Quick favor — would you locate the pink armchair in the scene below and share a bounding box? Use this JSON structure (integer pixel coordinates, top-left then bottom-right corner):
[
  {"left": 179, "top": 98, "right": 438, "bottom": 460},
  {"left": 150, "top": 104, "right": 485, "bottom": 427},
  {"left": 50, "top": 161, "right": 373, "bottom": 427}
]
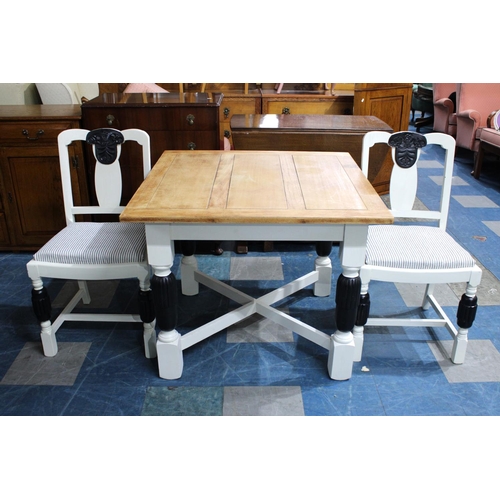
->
[
  {"left": 433, "top": 83, "right": 458, "bottom": 136},
  {"left": 456, "top": 83, "right": 500, "bottom": 152}
]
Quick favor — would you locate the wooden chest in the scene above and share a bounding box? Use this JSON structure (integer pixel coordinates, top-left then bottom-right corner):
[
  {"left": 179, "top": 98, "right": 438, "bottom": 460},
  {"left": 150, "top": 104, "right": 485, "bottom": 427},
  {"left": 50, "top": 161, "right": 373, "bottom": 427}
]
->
[{"left": 230, "top": 114, "right": 393, "bottom": 194}]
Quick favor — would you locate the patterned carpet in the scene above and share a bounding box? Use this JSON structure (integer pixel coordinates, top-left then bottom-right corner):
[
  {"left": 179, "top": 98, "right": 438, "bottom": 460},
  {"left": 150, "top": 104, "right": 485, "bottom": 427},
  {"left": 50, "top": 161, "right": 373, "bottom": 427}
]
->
[{"left": 2, "top": 124, "right": 500, "bottom": 417}]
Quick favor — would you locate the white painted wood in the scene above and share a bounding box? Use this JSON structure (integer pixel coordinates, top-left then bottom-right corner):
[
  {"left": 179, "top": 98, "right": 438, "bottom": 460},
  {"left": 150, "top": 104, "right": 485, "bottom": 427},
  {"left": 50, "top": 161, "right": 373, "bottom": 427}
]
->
[
  {"left": 314, "top": 256, "right": 332, "bottom": 297},
  {"left": 26, "top": 128, "right": 154, "bottom": 359},
  {"left": 180, "top": 255, "right": 199, "bottom": 296},
  {"left": 157, "top": 331, "right": 183, "bottom": 380},
  {"left": 95, "top": 158, "right": 122, "bottom": 208},
  {"left": 359, "top": 131, "right": 483, "bottom": 366},
  {"left": 328, "top": 333, "right": 356, "bottom": 380},
  {"left": 167, "top": 223, "right": 346, "bottom": 242}
]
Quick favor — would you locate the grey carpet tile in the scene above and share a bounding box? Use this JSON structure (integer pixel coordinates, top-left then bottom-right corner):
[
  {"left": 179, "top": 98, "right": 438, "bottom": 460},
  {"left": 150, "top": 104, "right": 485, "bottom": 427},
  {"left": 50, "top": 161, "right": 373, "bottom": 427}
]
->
[
  {"left": 417, "top": 160, "right": 444, "bottom": 169},
  {"left": 0, "top": 342, "right": 91, "bottom": 386},
  {"left": 230, "top": 256, "right": 284, "bottom": 281},
  {"left": 428, "top": 339, "right": 500, "bottom": 383},
  {"left": 482, "top": 220, "right": 500, "bottom": 237},
  {"left": 227, "top": 309, "right": 294, "bottom": 343},
  {"left": 141, "top": 386, "right": 223, "bottom": 416},
  {"left": 396, "top": 282, "right": 459, "bottom": 308},
  {"left": 452, "top": 195, "right": 499, "bottom": 208},
  {"left": 222, "top": 386, "right": 304, "bottom": 416},
  {"left": 429, "top": 175, "right": 469, "bottom": 186}
]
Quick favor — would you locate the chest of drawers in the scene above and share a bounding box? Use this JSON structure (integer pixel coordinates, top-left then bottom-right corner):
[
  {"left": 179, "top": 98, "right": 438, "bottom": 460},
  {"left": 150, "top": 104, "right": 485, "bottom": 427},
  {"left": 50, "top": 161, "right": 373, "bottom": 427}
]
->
[{"left": 81, "top": 93, "right": 223, "bottom": 205}]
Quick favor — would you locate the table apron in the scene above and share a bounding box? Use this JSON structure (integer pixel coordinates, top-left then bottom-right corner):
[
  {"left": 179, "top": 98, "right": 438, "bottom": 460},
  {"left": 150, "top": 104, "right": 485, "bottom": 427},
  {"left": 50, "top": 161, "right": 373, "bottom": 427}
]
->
[{"left": 149, "top": 223, "right": 347, "bottom": 242}]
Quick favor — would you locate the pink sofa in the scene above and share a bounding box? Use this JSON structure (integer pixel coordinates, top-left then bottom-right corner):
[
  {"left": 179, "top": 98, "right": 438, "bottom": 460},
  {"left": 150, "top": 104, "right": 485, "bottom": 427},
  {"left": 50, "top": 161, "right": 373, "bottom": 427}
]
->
[
  {"left": 433, "top": 83, "right": 458, "bottom": 136},
  {"left": 473, "top": 127, "right": 500, "bottom": 178},
  {"left": 456, "top": 83, "right": 500, "bottom": 152}
]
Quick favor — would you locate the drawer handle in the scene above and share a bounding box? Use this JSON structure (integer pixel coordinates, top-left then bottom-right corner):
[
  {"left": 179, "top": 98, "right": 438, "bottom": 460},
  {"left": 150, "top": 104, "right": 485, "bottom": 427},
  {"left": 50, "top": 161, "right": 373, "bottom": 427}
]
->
[
  {"left": 186, "top": 114, "right": 195, "bottom": 126},
  {"left": 106, "top": 115, "right": 115, "bottom": 126},
  {"left": 223, "top": 107, "right": 230, "bottom": 118},
  {"left": 224, "top": 130, "right": 231, "bottom": 138},
  {"left": 22, "top": 129, "right": 44, "bottom": 140},
  {"left": 187, "top": 142, "right": 196, "bottom": 150},
  {"left": 282, "top": 107, "right": 290, "bottom": 115}
]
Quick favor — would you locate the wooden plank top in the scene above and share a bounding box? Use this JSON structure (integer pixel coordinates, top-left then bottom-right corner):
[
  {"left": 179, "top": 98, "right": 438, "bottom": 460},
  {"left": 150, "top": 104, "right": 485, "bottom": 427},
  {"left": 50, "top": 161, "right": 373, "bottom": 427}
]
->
[
  {"left": 120, "top": 150, "right": 393, "bottom": 225},
  {"left": 230, "top": 114, "right": 393, "bottom": 133},
  {"left": 82, "top": 92, "right": 223, "bottom": 108}
]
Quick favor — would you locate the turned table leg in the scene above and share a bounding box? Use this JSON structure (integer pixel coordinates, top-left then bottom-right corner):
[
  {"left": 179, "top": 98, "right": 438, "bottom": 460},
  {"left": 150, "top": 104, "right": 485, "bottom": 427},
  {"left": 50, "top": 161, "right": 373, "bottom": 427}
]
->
[
  {"left": 314, "top": 241, "right": 333, "bottom": 297},
  {"left": 146, "top": 224, "right": 184, "bottom": 379},
  {"left": 327, "top": 225, "right": 368, "bottom": 380},
  {"left": 328, "top": 267, "right": 360, "bottom": 380}
]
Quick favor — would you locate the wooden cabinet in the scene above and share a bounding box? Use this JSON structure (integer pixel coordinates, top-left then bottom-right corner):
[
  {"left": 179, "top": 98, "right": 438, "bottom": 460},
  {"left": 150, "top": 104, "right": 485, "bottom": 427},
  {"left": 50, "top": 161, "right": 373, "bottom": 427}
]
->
[
  {"left": 353, "top": 83, "right": 413, "bottom": 193},
  {"left": 81, "top": 92, "right": 223, "bottom": 206},
  {"left": 0, "top": 105, "right": 87, "bottom": 251}
]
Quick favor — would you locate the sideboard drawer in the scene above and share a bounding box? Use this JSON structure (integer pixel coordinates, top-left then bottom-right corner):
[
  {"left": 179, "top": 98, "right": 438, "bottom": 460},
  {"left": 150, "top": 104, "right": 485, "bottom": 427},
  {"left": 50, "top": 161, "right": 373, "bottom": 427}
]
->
[
  {"left": 0, "top": 121, "right": 77, "bottom": 144},
  {"left": 83, "top": 107, "right": 219, "bottom": 132},
  {"left": 262, "top": 98, "right": 353, "bottom": 115}
]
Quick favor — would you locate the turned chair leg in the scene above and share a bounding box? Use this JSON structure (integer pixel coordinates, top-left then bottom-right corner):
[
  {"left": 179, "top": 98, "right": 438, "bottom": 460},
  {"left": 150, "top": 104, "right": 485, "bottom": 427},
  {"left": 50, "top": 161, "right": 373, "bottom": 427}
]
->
[
  {"left": 354, "top": 283, "right": 370, "bottom": 362},
  {"left": 31, "top": 278, "right": 57, "bottom": 356},
  {"left": 139, "top": 278, "right": 156, "bottom": 359},
  {"left": 452, "top": 283, "right": 478, "bottom": 364}
]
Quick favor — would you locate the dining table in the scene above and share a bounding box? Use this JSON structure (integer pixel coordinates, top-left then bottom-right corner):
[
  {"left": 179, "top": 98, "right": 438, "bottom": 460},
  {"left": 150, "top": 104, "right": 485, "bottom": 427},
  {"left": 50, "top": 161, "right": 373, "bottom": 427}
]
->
[{"left": 120, "top": 149, "right": 393, "bottom": 380}]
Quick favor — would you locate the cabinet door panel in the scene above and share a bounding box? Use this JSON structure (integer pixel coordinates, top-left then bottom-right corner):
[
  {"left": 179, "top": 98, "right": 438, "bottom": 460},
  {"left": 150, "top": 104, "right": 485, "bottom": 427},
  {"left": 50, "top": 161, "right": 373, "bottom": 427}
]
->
[{"left": 0, "top": 147, "right": 66, "bottom": 247}]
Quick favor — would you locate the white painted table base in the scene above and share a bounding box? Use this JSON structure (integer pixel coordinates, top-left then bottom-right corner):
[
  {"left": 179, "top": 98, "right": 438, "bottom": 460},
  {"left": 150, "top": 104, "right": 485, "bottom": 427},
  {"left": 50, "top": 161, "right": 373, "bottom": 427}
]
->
[{"left": 146, "top": 222, "right": 368, "bottom": 381}]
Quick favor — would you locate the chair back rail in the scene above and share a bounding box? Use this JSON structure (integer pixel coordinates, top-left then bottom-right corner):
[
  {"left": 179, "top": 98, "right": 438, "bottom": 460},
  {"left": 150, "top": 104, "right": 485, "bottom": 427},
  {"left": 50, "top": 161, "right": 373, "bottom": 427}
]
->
[
  {"left": 58, "top": 128, "right": 151, "bottom": 225},
  {"left": 362, "top": 131, "right": 456, "bottom": 230}
]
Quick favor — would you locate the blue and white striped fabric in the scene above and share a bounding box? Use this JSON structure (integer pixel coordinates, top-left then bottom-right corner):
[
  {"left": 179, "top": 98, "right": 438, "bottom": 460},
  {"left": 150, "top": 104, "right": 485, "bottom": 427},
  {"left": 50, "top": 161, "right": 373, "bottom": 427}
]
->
[
  {"left": 365, "top": 225, "right": 475, "bottom": 270},
  {"left": 34, "top": 222, "right": 147, "bottom": 265}
]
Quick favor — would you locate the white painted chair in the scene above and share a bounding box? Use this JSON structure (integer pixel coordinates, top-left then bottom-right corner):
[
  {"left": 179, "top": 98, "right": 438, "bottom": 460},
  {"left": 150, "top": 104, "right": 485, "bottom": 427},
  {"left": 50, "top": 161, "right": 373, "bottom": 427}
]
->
[
  {"left": 26, "top": 128, "right": 156, "bottom": 359},
  {"left": 355, "top": 130, "right": 482, "bottom": 364}
]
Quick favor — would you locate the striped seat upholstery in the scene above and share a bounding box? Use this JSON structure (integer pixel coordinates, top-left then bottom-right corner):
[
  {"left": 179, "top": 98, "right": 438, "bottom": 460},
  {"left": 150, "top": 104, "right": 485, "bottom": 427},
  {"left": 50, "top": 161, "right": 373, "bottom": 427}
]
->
[
  {"left": 365, "top": 225, "right": 475, "bottom": 270},
  {"left": 34, "top": 222, "right": 146, "bottom": 265}
]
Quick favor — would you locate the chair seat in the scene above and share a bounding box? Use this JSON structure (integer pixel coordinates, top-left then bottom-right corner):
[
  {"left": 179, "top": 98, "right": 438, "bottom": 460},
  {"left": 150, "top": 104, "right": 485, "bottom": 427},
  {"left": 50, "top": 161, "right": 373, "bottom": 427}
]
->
[
  {"left": 34, "top": 222, "right": 146, "bottom": 265},
  {"left": 365, "top": 225, "right": 475, "bottom": 270}
]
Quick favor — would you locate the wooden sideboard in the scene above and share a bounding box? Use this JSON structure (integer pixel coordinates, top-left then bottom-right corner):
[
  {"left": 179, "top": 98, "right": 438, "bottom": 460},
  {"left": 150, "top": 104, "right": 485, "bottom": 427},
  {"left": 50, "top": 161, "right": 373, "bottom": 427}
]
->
[
  {"left": 0, "top": 105, "right": 88, "bottom": 250},
  {"left": 353, "top": 83, "right": 413, "bottom": 193},
  {"left": 81, "top": 92, "right": 223, "bottom": 207}
]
